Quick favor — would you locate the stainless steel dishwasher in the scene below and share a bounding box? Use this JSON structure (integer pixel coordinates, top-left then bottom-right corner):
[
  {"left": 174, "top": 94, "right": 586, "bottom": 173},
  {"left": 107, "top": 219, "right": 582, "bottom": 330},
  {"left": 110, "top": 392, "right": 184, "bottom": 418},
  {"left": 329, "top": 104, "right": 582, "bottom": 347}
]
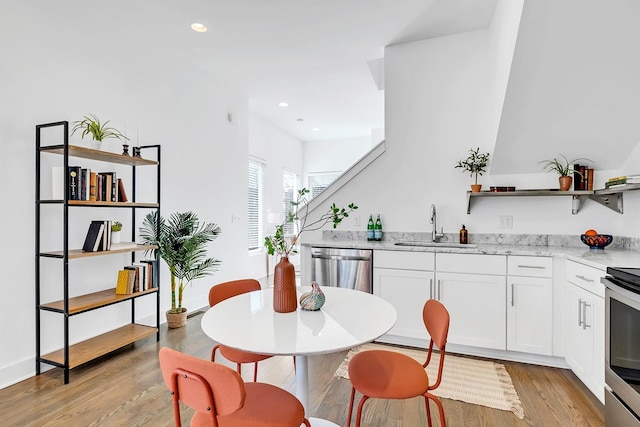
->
[{"left": 310, "top": 247, "right": 373, "bottom": 293}]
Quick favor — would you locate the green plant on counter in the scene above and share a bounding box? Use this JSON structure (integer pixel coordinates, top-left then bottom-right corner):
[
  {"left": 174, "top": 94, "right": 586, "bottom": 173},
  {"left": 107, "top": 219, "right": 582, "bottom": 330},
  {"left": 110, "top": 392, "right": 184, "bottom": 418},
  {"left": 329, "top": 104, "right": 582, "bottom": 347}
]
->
[
  {"left": 455, "top": 147, "right": 490, "bottom": 184},
  {"left": 264, "top": 188, "right": 357, "bottom": 258},
  {"left": 71, "top": 113, "right": 129, "bottom": 142},
  {"left": 539, "top": 155, "right": 592, "bottom": 177}
]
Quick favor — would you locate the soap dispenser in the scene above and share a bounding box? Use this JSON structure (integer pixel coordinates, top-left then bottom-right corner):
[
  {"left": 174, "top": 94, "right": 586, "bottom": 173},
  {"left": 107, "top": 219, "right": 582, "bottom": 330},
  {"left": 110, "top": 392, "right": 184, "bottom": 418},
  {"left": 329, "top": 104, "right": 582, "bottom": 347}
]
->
[{"left": 460, "top": 224, "right": 468, "bottom": 244}]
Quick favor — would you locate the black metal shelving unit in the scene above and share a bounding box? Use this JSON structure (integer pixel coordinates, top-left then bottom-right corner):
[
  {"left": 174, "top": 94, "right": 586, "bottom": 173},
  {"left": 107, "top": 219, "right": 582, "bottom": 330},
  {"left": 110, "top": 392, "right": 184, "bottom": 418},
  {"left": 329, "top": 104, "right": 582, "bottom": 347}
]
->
[{"left": 35, "top": 121, "right": 161, "bottom": 384}]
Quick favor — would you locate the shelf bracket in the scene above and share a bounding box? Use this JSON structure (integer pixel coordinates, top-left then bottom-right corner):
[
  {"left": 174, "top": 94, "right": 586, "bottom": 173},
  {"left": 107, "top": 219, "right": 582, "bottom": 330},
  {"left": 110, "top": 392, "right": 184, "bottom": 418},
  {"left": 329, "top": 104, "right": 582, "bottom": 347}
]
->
[
  {"left": 589, "top": 192, "right": 624, "bottom": 214},
  {"left": 571, "top": 195, "right": 590, "bottom": 214},
  {"left": 466, "top": 192, "right": 471, "bottom": 214}
]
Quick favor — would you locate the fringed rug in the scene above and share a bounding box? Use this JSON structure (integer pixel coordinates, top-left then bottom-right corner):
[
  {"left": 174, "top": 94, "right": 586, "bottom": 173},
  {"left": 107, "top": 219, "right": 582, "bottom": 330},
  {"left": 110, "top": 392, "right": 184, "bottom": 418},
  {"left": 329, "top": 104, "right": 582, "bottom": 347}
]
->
[{"left": 334, "top": 343, "right": 524, "bottom": 420}]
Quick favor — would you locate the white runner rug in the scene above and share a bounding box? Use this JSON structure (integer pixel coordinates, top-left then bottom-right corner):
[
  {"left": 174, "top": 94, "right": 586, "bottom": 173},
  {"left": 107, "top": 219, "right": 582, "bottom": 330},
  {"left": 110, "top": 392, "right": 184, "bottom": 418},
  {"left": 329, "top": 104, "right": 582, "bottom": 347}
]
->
[{"left": 334, "top": 343, "right": 524, "bottom": 420}]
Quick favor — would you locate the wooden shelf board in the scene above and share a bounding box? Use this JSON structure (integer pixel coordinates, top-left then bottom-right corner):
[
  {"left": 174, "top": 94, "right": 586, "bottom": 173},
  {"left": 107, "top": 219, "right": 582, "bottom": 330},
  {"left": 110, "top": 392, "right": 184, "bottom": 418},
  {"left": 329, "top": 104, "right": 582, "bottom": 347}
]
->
[
  {"left": 69, "top": 201, "right": 159, "bottom": 208},
  {"left": 41, "top": 288, "right": 158, "bottom": 314},
  {"left": 41, "top": 145, "right": 158, "bottom": 166},
  {"left": 41, "top": 324, "right": 157, "bottom": 368},
  {"left": 40, "top": 243, "right": 157, "bottom": 259}
]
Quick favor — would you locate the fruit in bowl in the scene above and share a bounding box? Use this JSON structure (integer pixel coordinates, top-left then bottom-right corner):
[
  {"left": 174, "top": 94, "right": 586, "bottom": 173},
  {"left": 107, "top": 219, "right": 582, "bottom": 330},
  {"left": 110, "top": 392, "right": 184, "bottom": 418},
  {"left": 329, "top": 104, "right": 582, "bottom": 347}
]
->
[{"left": 580, "top": 232, "right": 613, "bottom": 250}]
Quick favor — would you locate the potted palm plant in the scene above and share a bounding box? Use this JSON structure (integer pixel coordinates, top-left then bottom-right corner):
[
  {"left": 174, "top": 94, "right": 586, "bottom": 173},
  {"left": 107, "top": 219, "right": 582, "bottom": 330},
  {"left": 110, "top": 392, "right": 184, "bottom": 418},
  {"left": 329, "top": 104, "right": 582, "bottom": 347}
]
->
[
  {"left": 139, "top": 211, "right": 222, "bottom": 328},
  {"left": 264, "top": 188, "right": 357, "bottom": 313},
  {"left": 455, "top": 147, "right": 490, "bottom": 192},
  {"left": 71, "top": 113, "right": 129, "bottom": 151},
  {"left": 539, "top": 155, "right": 592, "bottom": 191}
]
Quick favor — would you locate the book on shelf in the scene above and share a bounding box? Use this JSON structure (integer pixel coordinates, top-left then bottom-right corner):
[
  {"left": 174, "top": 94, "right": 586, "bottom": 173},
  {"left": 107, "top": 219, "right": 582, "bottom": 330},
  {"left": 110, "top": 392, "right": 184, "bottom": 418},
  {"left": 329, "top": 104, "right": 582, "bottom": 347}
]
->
[
  {"left": 67, "top": 166, "right": 81, "bottom": 200},
  {"left": 93, "top": 220, "right": 112, "bottom": 251},
  {"left": 115, "top": 270, "right": 131, "bottom": 294},
  {"left": 89, "top": 171, "right": 97, "bottom": 201},
  {"left": 132, "top": 262, "right": 149, "bottom": 291},
  {"left": 80, "top": 168, "right": 91, "bottom": 200},
  {"left": 586, "top": 168, "right": 594, "bottom": 191},
  {"left": 578, "top": 165, "right": 586, "bottom": 191},
  {"left": 124, "top": 266, "right": 137, "bottom": 293},
  {"left": 82, "top": 221, "right": 105, "bottom": 252},
  {"left": 117, "top": 178, "right": 128, "bottom": 202},
  {"left": 141, "top": 259, "right": 158, "bottom": 289}
]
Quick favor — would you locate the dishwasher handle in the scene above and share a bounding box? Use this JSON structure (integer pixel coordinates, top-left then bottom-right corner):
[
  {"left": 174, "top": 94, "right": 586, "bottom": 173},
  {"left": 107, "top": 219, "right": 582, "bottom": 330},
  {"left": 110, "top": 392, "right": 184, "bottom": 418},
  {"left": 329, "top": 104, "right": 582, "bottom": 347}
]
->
[{"left": 311, "top": 254, "right": 372, "bottom": 262}]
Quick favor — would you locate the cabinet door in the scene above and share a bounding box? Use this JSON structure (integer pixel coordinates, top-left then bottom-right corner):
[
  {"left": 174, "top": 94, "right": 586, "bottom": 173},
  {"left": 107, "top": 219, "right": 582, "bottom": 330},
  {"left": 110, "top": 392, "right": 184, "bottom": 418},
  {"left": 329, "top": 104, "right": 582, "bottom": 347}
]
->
[
  {"left": 435, "top": 272, "right": 506, "bottom": 350},
  {"left": 374, "top": 267, "right": 433, "bottom": 340},
  {"left": 507, "top": 276, "right": 553, "bottom": 355}
]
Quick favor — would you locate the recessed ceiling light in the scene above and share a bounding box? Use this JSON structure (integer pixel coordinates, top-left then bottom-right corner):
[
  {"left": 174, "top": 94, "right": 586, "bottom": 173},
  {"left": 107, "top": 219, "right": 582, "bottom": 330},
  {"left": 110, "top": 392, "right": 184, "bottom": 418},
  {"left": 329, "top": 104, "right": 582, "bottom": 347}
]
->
[
  {"left": 190, "top": 23, "right": 208, "bottom": 33},
  {"left": 278, "top": 102, "right": 289, "bottom": 107},
  {"left": 296, "top": 118, "right": 304, "bottom": 123},
  {"left": 312, "top": 127, "right": 320, "bottom": 132}
]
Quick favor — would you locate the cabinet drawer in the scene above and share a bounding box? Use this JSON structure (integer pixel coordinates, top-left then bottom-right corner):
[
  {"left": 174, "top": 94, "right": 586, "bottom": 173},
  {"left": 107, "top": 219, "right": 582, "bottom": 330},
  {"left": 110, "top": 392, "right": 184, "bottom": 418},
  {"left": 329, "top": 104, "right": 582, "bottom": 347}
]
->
[
  {"left": 508, "top": 256, "right": 552, "bottom": 278},
  {"left": 374, "top": 250, "right": 435, "bottom": 271},
  {"left": 566, "top": 259, "right": 605, "bottom": 298},
  {"left": 436, "top": 253, "right": 506, "bottom": 275}
]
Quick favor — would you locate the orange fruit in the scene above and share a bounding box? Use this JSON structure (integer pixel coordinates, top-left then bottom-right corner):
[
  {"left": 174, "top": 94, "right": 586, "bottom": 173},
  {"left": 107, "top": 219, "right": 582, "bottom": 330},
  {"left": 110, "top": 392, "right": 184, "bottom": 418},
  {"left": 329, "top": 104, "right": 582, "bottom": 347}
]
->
[{"left": 585, "top": 229, "right": 598, "bottom": 236}]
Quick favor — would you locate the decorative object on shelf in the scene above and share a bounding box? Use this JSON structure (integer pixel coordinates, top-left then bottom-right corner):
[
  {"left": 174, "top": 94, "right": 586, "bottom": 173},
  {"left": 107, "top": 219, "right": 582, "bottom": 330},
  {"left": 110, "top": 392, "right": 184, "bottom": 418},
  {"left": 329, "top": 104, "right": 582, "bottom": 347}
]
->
[
  {"left": 539, "top": 155, "right": 592, "bottom": 192},
  {"left": 111, "top": 221, "right": 122, "bottom": 245},
  {"left": 299, "top": 281, "right": 326, "bottom": 311},
  {"left": 71, "top": 113, "right": 129, "bottom": 151},
  {"left": 122, "top": 144, "right": 130, "bottom": 156},
  {"left": 264, "top": 187, "right": 357, "bottom": 313},
  {"left": 132, "top": 146, "right": 142, "bottom": 158},
  {"left": 581, "top": 233, "right": 613, "bottom": 250},
  {"left": 139, "top": 211, "right": 222, "bottom": 328},
  {"left": 455, "top": 147, "right": 490, "bottom": 192}
]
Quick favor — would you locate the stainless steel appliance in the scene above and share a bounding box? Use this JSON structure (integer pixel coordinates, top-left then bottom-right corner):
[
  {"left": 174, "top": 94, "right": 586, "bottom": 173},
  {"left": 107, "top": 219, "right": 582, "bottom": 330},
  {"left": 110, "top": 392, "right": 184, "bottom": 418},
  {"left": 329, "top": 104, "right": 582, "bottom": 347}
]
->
[
  {"left": 603, "top": 267, "right": 640, "bottom": 426},
  {"left": 310, "top": 247, "right": 372, "bottom": 293}
]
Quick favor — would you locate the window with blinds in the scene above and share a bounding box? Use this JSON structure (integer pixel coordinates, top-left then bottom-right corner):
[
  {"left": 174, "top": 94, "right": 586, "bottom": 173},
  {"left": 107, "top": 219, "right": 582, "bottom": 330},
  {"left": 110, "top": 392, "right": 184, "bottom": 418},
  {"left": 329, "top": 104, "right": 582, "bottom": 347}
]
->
[
  {"left": 308, "top": 172, "right": 341, "bottom": 199},
  {"left": 282, "top": 171, "right": 298, "bottom": 235},
  {"left": 248, "top": 158, "right": 264, "bottom": 251}
]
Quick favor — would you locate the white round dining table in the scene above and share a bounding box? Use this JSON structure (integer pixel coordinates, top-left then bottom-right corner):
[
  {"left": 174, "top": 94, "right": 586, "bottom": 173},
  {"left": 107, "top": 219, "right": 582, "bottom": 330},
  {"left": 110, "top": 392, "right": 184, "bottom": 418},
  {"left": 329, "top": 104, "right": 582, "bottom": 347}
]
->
[{"left": 201, "top": 285, "right": 397, "bottom": 427}]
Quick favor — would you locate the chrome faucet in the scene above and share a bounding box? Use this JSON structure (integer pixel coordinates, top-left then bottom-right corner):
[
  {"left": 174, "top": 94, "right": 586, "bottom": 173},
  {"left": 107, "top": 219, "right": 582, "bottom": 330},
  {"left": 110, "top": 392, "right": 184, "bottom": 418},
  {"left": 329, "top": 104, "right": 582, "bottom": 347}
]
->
[{"left": 430, "top": 204, "right": 444, "bottom": 243}]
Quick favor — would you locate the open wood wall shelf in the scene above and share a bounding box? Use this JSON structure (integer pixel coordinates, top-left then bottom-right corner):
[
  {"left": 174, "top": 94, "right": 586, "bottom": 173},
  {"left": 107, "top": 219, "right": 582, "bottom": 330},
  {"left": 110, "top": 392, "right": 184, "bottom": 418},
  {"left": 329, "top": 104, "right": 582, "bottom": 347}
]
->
[
  {"left": 35, "top": 121, "right": 161, "bottom": 384},
  {"left": 467, "top": 185, "right": 640, "bottom": 214}
]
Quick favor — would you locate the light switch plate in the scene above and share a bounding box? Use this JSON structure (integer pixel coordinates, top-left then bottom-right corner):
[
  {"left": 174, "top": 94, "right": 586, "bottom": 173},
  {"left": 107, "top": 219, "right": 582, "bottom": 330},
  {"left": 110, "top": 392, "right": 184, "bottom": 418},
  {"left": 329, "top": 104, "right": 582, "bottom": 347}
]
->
[{"left": 498, "top": 215, "right": 513, "bottom": 229}]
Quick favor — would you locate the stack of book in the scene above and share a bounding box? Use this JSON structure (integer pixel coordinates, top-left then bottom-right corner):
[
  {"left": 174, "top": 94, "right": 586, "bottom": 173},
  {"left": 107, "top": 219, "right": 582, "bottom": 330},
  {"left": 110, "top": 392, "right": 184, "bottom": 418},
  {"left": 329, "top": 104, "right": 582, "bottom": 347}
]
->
[
  {"left": 82, "top": 220, "right": 113, "bottom": 252},
  {"left": 605, "top": 174, "right": 640, "bottom": 189},
  {"left": 573, "top": 164, "right": 595, "bottom": 191},
  {"left": 63, "top": 166, "right": 128, "bottom": 202},
  {"left": 115, "top": 260, "right": 157, "bottom": 294}
]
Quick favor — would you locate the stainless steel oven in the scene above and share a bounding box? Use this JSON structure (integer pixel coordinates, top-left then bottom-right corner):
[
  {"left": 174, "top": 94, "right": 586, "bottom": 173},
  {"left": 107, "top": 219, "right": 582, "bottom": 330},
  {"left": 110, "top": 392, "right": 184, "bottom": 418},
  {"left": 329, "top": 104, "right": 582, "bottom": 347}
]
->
[{"left": 603, "top": 267, "right": 640, "bottom": 426}]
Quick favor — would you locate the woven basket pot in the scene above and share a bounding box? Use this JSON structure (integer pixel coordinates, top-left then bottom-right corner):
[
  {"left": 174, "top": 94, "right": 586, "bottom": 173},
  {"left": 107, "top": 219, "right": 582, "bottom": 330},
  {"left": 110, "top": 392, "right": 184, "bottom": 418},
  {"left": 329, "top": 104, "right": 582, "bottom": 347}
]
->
[
  {"left": 273, "top": 257, "right": 297, "bottom": 313},
  {"left": 166, "top": 308, "right": 187, "bottom": 328}
]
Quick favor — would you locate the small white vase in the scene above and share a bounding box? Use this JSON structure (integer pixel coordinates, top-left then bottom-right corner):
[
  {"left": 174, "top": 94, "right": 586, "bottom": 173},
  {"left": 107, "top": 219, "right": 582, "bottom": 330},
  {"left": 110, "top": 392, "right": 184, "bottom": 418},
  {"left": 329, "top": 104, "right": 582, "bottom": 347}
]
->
[{"left": 111, "top": 231, "right": 121, "bottom": 245}]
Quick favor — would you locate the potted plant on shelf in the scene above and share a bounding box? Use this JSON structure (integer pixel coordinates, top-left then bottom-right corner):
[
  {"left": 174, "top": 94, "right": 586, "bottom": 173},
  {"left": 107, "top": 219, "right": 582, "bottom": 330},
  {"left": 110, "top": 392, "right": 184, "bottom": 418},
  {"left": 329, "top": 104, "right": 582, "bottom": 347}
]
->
[
  {"left": 539, "top": 155, "right": 592, "bottom": 191},
  {"left": 111, "top": 221, "right": 122, "bottom": 245},
  {"left": 264, "top": 188, "right": 357, "bottom": 313},
  {"left": 139, "top": 211, "right": 222, "bottom": 328},
  {"left": 71, "top": 113, "right": 129, "bottom": 151},
  {"left": 455, "top": 147, "right": 490, "bottom": 192}
]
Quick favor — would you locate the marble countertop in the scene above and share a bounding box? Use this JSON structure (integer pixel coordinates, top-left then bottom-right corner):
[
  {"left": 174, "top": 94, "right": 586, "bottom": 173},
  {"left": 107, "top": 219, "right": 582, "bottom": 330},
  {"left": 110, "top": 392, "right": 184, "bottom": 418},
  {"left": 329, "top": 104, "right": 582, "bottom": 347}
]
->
[{"left": 302, "top": 239, "right": 640, "bottom": 270}]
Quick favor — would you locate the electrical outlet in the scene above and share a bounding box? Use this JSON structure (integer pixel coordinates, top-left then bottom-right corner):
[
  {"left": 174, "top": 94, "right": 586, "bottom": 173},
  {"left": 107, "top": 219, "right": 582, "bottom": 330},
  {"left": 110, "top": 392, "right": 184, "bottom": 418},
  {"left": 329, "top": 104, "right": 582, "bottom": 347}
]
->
[
  {"left": 498, "top": 215, "right": 513, "bottom": 229},
  {"left": 354, "top": 215, "right": 361, "bottom": 226}
]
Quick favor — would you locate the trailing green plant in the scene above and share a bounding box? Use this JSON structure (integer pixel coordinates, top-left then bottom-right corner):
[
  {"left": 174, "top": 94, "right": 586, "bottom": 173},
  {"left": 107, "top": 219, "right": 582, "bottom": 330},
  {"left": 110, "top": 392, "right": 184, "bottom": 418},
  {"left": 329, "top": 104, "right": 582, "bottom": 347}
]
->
[
  {"left": 111, "top": 221, "right": 122, "bottom": 232},
  {"left": 264, "top": 188, "right": 357, "bottom": 258},
  {"left": 71, "top": 113, "right": 129, "bottom": 142},
  {"left": 139, "top": 211, "right": 221, "bottom": 314},
  {"left": 539, "top": 155, "right": 592, "bottom": 177},
  {"left": 455, "top": 147, "right": 490, "bottom": 184}
]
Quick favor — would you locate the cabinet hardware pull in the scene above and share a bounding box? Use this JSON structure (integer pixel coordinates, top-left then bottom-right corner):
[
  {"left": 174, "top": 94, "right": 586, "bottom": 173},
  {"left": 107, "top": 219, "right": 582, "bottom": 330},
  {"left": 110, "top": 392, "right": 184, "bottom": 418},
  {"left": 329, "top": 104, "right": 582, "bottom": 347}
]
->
[
  {"left": 429, "top": 279, "right": 434, "bottom": 299},
  {"left": 583, "top": 302, "right": 591, "bottom": 329},
  {"left": 517, "top": 265, "right": 545, "bottom": 269},
  {"left": 511, "top": 283, "right": 515, "bottom": 306},
  {"left": 437, "top": 280, "right": 441, "bottom": 300},
  {"left": 575, "top": 274, "right": 595, "bottom": 283},
  {"left": 578, "top": 298, "right": 583, "bottom": 326}
]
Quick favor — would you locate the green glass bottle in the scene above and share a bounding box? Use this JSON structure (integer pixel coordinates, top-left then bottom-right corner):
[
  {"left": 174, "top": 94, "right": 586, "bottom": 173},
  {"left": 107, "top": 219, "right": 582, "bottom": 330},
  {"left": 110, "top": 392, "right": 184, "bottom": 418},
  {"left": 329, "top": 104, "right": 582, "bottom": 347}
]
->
[
  {"left": 374, "top": 214, "right": 382, "bottom": 241},
  {"left": 367, "top": 214, "right": 375, "bottom": 241}
]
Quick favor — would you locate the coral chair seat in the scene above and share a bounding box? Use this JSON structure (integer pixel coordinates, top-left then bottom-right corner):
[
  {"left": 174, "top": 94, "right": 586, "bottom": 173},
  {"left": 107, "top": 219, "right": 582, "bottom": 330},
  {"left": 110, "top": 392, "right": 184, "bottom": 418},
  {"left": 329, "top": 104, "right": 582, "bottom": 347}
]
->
[
  {"left": 209, "top": 279, "right": 273, "bottom": 381},
  {"left": 159, "top": 347, "right": 311, "bottom": 427},
  {"left": 346, "top": 299, "right": 450, "bottom": 427}
]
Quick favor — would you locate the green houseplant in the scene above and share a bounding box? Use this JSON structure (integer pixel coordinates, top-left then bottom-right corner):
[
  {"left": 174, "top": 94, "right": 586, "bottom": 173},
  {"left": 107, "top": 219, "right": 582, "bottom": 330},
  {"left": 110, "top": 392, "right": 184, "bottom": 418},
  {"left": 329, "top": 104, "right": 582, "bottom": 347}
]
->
[
  {"left": 455, "top": 147, "right": 490, "bottom": 192},
  {"left": 71, "top": 113, "right": 129, "bottom": 150},
  {"left": 539, "top": 155, "right": 592, "bottom": 191},
  {"left": 265, "top": 188, "right": 357, "bottom": 313},
  {"left": 110, "top": 221, "right": 123, "bottom": 244},
  {"left": 139, "top": 211, "right": 221, "bottom": 328}
]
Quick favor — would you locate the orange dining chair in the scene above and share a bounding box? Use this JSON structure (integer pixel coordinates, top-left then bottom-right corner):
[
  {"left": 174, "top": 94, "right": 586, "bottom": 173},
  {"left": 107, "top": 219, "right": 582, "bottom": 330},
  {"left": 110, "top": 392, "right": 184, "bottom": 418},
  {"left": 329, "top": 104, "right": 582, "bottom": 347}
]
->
[
  {"left": 346, "top": 299, "right": 450, "bottom": 427},
  {"left": 208, "top": 279, "right": 273, "bottom": 382},
  {"left": 159, "top": 347, "right": 311, "bottom": 427}
]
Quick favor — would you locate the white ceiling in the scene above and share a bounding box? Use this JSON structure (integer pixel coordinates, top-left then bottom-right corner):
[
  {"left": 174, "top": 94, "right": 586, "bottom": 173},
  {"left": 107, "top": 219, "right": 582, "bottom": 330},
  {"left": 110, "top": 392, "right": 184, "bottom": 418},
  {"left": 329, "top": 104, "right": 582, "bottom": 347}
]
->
[{"left": 16, "top": 0, "right": 498, "bottom": 143}]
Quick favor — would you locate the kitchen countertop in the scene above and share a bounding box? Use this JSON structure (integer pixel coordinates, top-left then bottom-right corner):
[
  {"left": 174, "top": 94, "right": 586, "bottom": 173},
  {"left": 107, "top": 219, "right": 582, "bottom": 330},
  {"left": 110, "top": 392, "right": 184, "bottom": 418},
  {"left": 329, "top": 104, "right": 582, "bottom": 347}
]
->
[{"left": 302, "top": 239, "right": 640, "bottom": 270}]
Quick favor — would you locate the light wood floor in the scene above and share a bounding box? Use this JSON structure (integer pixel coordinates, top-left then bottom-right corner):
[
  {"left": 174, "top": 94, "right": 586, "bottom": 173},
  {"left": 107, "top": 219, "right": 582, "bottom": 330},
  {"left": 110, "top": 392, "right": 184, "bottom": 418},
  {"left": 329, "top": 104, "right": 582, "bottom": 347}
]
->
[{"left": 0, "top": 311, "right": 604, "bottom": 427}]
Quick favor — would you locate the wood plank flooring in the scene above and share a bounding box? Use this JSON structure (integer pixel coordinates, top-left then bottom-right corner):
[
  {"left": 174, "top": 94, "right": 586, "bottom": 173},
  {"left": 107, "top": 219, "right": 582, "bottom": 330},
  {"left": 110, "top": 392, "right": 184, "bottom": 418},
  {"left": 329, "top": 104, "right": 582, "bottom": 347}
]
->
[{"left": 0, "top": 311, "right": 604, "bottom": 426}]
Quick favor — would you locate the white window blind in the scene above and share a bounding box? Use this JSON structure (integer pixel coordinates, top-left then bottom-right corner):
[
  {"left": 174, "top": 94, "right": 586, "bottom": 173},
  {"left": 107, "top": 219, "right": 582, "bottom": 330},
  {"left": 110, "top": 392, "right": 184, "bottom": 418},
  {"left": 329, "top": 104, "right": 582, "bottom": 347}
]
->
[
  {"left": 282, "top": 171, "right": 298, "bottom": 235},
  {"left": 308, "top": 172, "right": 341, "bottom": 199},
  {"left": 248, "top": 158, "right": 265, "bottom": 251}
]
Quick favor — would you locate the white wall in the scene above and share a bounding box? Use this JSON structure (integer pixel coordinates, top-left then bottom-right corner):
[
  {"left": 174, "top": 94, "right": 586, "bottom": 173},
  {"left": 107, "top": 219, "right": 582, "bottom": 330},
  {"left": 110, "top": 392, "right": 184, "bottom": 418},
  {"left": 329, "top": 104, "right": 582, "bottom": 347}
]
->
[{"left": 303, "top": 136, "right": 373, "bottom": 187}]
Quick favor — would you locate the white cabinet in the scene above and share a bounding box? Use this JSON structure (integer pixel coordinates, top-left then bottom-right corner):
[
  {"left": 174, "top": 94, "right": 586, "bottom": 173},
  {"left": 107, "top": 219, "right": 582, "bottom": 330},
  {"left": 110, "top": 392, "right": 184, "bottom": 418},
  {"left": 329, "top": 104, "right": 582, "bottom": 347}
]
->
[
  {"left": 373, "top": 251, "right": 434, "bottom": 342},
  {"left": 435, "top": 253, "right": 507, "bottom": 350},
  {"left": 565, "top": 260, "right": 605, "bottom": 403},
  {"left": 506, "top": 256, "right": 553, "bottom": 355}
]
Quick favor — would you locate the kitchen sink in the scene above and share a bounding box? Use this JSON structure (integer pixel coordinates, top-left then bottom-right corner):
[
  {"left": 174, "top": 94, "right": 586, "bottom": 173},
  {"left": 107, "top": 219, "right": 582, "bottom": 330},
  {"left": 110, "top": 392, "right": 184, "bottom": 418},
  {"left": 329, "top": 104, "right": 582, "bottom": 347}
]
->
[{"left": 394, "top": 241, "right": 477, "bottom": 249}]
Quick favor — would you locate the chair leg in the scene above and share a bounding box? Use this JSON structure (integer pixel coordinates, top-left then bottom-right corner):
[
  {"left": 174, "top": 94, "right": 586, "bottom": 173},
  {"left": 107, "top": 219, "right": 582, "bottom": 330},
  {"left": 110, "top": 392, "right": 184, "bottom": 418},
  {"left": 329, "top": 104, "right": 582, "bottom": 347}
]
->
[
  {"left": 355, "top": 395, "right": 369, "bottom": 427},
  {"left": 425, "top": 396, "right": 432, "bottom": 427},
  {"left": 253, "top": 361, "right": 259, "bottom": 382},
  {"left": 346, "top": 387, "right": 356, "bottom": 427},
  {"left": 211, "top": 344, "right": 220, "bottom": 362},
  {"left": 171, "top": 391, "right": 182, "bottom": 427},
  {"left": 425, "top": 393, "right": 446, "bottom": 427}
]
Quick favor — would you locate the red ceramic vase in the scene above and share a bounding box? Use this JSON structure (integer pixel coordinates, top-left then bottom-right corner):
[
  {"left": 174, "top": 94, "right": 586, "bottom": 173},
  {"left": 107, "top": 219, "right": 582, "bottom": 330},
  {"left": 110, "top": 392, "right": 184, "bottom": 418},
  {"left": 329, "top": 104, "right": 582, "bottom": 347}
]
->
[{"left": 273, "top": 256, "right": 297, "bottom": 313}]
